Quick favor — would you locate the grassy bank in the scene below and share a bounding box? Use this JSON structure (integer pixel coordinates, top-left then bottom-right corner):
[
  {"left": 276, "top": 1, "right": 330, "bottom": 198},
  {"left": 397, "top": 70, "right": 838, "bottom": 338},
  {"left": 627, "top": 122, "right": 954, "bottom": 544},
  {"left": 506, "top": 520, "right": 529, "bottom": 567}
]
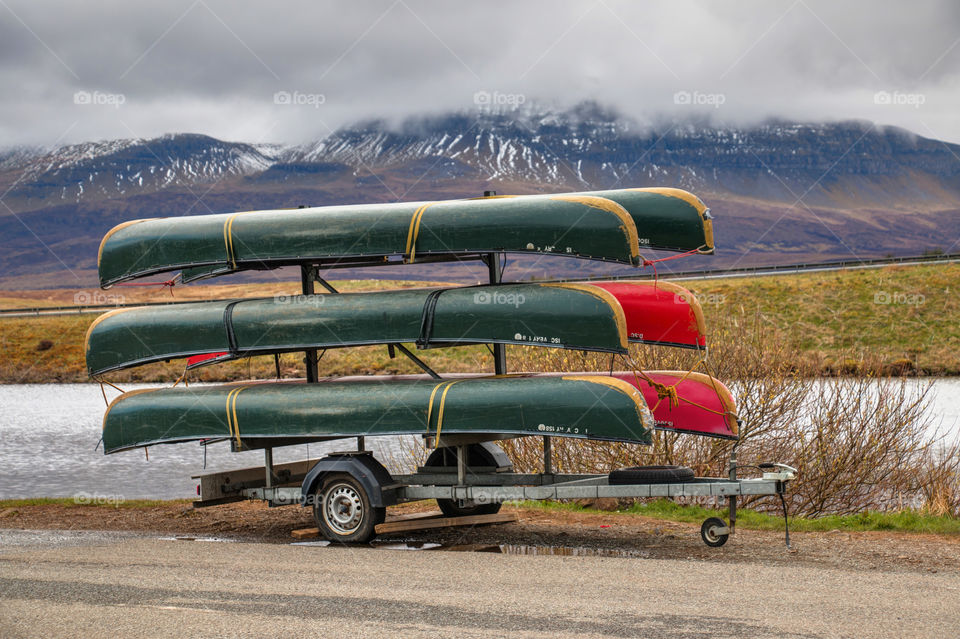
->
[
  {"left": 685, "top": 262, "right": 959, "bottom": 375},
  {"left": 0, "top": 263, "right": 957, "bottom": 383},
  {"left": 517, "top": 499, "right": 960, "bottom": 535}
]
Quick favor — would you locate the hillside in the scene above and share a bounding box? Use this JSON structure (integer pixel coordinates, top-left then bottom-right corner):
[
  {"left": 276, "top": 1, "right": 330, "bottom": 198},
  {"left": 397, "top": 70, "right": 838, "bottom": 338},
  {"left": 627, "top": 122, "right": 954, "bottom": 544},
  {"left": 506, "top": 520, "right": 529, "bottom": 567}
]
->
[
  {"left": 2, "top": 104, "right": 959, "bottom": 289},
  {"left": 1, "top": 263, "right": 956, "bottom": 383}
]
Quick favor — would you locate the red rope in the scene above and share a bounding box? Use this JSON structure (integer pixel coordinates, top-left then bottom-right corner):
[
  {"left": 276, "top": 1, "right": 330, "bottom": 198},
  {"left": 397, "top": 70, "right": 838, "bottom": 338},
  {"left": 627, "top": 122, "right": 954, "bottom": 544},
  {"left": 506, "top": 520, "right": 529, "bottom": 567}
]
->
[
  {"left": 114, "top": 278, "right": 177, "bottom": 296},
  {"left": 642, "top": 247, "right": 702, "bottom": 281}
]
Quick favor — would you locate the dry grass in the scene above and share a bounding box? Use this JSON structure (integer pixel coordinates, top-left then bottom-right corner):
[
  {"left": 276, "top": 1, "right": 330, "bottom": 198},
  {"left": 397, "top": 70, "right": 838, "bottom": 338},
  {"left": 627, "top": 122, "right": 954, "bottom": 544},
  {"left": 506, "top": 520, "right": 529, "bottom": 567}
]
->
[
  {"left": 502, "top": 307, "right": 960, "bottom": 518},
  {"left": 678, "top": 263, "right": 960, "bottom": 374}
]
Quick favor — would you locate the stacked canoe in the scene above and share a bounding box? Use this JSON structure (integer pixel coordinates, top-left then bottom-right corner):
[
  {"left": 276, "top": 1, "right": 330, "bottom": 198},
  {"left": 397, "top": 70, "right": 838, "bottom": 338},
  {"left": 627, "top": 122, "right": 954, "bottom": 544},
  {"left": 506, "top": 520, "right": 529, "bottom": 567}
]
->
[{"left": 91, "top": 187, "right": 738, "bottom": 455}]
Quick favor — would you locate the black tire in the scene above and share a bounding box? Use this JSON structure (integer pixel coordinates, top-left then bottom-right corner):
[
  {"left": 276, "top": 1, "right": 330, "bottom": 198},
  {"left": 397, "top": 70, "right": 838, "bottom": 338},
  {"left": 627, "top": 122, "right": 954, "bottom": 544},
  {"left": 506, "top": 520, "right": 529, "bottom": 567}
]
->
[
  {"left": 608, "top": 465, "right": 695, "bottom": 485},
  {"left": 313, "top": 474, "right": 385, "bottom": 544},
  {"left": 700, "top": 517, "right": 729, "bottom": 547},
  {"left": 426, "top": 444, "right": 504, "bottom": 517},
  {"left": 437, "top": 497, "right": 502, "bottom": 517}
]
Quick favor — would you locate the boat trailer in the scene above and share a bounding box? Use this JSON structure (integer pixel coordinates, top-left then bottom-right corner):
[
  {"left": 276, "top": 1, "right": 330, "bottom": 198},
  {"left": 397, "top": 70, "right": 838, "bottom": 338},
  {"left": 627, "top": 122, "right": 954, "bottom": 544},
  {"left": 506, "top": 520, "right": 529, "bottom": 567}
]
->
[{"left": 193, "top": 443, "right": 796, "bottom": 548}]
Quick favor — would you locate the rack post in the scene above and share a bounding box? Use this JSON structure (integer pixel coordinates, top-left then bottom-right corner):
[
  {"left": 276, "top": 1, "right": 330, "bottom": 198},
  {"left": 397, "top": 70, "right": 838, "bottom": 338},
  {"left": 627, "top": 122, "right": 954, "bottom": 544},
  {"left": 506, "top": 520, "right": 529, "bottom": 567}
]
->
[
  {"left": 264, "top": 447, "right": 274, "bottom": 488},
  {"left": 728, "top": 450, "right": 738, "bottom": 535},
  {"left": 300, "top": 264, "right": 319, "bottom": 383},
  {"left": 486, "top": 252, "right": 507, "bottom": 375}
]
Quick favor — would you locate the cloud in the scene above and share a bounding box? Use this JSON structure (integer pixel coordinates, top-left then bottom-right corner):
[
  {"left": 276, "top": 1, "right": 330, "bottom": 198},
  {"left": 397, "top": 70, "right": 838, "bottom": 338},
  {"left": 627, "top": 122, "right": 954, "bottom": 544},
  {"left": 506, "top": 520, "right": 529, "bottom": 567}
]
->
[{"left": 1, "top": 0, "right": 959, "bottom": 146}]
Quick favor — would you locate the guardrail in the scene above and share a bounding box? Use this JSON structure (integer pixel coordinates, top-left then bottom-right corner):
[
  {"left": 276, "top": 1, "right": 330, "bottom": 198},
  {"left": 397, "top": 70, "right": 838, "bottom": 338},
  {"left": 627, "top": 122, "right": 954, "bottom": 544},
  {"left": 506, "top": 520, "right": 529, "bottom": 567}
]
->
[
  {"left": 0, "top": 299, "right": 191, "bottom": 317},
  {"left": 561, "top": 252, "right": 960, "bottom": 284},
  {"left": 2, "top": 252, "right": 957, "bottom": 318}
]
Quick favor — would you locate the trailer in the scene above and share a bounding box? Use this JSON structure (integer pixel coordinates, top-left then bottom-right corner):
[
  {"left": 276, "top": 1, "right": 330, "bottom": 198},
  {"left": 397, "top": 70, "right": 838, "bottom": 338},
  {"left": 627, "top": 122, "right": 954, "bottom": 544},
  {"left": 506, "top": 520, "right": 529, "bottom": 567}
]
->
[
  {"left": 99, "top": 188, "right": 796, "bottom": 549},
  {"left": 193, "top": 442, "right": 796, "bottom": 548}
]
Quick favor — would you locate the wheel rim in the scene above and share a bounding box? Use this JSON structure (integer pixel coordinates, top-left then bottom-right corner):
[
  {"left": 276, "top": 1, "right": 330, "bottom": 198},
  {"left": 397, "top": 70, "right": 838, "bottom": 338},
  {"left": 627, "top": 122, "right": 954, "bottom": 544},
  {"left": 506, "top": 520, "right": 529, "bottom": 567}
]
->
[
  {"left": 705, "top": 527, "right": 720, "bottom": 543},
  {"left": 323, "top": 483, "right": 364, "bottom": 535}
]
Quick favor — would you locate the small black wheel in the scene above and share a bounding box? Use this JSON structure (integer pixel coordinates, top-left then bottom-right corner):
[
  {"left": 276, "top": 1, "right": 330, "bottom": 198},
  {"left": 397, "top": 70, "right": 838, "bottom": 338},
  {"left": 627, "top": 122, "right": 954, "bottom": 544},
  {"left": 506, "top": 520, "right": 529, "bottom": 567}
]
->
[
  {"left": 314, "top": 474, "right": 385, "bottom": 544},
  {"left": 700, "top": 517, "right": 729, "bottom": 547}
]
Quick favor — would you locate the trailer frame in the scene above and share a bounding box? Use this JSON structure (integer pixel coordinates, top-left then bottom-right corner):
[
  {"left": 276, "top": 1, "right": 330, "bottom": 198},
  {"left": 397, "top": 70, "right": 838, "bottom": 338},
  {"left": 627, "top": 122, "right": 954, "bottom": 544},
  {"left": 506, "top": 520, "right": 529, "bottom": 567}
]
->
[{"left": 193, "top": 448, "right": 795, "bottom": 548}]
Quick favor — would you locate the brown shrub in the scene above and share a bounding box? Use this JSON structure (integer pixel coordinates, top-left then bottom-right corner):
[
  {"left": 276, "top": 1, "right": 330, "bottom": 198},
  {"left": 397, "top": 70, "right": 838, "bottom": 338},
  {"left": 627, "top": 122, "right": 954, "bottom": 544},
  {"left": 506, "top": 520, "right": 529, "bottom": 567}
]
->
[{"left": 500, "top": 307, "right": 960, "bottom": 517}]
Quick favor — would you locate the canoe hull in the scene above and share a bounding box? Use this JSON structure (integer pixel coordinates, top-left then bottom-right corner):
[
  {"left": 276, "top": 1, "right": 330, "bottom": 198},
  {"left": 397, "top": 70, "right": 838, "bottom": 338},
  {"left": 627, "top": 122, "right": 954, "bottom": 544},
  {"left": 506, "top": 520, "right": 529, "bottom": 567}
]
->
[
  {"left": 101, "top": 376, "right": 654, "bottom": 454},
  {"left": 98, "top": 188, "right": 713, "bottom": 287},
  {"left": 84, "top": 280, "right": 708, "bottom": 375}
]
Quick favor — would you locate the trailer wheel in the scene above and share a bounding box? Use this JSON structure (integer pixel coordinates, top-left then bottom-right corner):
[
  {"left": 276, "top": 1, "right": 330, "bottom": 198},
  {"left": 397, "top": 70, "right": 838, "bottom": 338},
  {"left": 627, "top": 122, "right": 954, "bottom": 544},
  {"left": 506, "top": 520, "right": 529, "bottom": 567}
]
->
[
  {"left": 425, "top": 444, "right": 504, "bottom": 517},
  {"left": 314, "top": 474, "right": 385, "bottom": 544},
  {"left": 700, "top": 517, "right": 729, "bottom": 547}
]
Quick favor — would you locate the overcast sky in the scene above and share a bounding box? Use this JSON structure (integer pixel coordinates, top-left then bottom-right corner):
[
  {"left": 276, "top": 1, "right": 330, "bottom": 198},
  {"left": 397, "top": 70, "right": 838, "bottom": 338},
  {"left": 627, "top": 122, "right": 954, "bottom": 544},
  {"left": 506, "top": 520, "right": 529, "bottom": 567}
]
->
[{"left": 2, "top": 0, "right": 959, "bottom": 147}]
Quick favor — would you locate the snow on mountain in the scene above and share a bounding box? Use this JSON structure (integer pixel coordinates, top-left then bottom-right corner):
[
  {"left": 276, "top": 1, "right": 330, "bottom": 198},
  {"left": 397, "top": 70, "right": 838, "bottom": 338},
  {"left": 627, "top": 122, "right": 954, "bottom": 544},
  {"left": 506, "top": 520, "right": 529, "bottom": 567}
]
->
[
  {"left": 4, "top": 103, "right": 960, "bottom": 210},
  {"left": 5, "top": 134, "right": 281, "bottom": 203}
]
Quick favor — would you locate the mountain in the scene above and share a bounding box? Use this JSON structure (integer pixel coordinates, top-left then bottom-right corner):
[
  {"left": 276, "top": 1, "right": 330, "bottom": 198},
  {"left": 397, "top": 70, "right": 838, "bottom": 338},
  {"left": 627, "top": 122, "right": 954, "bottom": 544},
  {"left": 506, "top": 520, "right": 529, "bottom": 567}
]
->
[{"left": 2, "top": 104, "right": 959, "bottom": 289}]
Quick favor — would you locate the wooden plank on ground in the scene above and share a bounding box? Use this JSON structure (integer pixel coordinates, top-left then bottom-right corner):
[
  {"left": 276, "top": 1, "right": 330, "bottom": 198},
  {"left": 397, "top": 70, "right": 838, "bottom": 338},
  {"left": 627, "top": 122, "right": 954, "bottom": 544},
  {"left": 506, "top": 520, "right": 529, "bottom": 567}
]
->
[
  {"left": 291, "top": 528, "right": 319, "bottom": 539},
  {"left": 374, "top": 512, "right": 518, "bottom": 534},
  {"left": 385, "top": 510, "right": 443, "bottom": 523}
]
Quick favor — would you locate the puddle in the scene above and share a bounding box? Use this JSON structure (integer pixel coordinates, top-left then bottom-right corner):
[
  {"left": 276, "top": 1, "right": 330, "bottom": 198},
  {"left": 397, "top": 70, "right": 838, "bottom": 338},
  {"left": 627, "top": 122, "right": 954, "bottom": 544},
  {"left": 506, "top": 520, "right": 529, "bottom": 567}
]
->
[
  {"left": 371, "top": 541, "right": 443, "bottom": 551},
  {"left": 158, "top": 536, "right": 238, "bottom": 543},
  {"left": 497, "top": 544, "right": 651, "bottom": 558},
  {"left": 285, "top": 536, "right": 648, "bottom": 558}
]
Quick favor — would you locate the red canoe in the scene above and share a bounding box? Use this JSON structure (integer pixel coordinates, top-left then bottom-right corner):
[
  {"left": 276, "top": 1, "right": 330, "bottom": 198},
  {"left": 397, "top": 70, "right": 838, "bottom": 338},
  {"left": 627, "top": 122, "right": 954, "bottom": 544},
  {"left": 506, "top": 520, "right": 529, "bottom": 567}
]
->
[{"left": 593, "top": 280, "right": 707, "bottom": 350}]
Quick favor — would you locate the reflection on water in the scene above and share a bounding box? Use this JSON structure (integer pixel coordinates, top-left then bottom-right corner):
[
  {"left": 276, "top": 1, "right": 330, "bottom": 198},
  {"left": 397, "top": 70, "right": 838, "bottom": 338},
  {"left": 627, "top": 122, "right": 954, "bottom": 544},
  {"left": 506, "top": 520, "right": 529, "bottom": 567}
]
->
[
  {"left": 498, "top": 544, "right": 651, "bottom": 558},
  {"left": 0, "top": 380, "right": 957, "bottom": 500},
  {"left": 0, "top": 384, "right": 411, "bottom": 500}
]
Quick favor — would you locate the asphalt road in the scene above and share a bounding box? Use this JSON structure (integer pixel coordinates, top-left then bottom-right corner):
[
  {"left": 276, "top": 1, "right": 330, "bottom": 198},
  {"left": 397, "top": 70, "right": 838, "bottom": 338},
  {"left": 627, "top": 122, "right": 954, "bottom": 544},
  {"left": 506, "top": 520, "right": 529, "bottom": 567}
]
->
[{"left": 1, "top": 529, "right": 958, "bottom": 638}]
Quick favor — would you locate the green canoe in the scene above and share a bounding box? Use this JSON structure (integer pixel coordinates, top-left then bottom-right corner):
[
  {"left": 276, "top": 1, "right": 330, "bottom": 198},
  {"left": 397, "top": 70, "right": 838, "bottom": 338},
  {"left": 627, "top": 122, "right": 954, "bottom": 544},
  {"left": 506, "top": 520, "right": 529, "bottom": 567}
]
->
[
  {"left": 85, "top": 283, "right": 630, "bottom": 375},
  {"left": 101, "top": 376, "right": 654, "bottom": 454},
  {"left": 98, "top": 188, "right": 713, "bottom": 287}
]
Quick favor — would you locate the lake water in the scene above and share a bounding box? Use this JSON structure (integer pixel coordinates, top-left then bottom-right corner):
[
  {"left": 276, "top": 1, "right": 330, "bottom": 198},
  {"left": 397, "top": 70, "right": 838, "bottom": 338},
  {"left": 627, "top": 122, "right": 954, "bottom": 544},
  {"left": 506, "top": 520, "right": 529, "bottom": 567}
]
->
[
  {"left": 0, "top": 384, "right": 415, "bottom": 500},
  {"left": 1, "top": 380, "right": 958, "bottom": 500}
]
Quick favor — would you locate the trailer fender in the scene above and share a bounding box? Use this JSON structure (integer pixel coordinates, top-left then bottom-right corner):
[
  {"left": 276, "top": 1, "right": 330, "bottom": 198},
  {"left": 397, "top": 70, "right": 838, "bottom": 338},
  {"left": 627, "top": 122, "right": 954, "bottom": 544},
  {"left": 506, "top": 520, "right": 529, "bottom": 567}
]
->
[{"left": 300, "top": 454, "right": 397, "bottom": 508}]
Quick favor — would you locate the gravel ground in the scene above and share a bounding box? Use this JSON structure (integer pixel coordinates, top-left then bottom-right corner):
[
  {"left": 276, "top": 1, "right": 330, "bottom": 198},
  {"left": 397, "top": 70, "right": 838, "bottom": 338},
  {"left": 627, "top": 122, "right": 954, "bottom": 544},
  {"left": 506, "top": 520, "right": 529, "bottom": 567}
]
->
[
  {"left": 1, "top": 527, "right": 959, "bottom": 638},
  {"left": 2, "top": 501, "right": 959, "bottom": 572}
]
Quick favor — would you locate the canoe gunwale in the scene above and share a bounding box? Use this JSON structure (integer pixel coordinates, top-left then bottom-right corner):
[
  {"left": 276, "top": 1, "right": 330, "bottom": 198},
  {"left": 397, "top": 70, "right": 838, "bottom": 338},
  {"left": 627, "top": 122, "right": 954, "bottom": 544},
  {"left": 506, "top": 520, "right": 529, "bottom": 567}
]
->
[
  {"left": 102, "top": 250, "right": 649, "bottom": 288},
  {"left": 630, "top": 339, "right": 706, "bottom": 351},
  {"left": 88, "top": 333, "right": 629, "bottom": 377},
  {"left": 85, "top": 283, "right": 638, "bottom": 375},
  {"left": 103, "top": 430, "right": 656, "bottom": 455},
  {"left": 652, "top": 425, "right": 738, "bottom": 441}
]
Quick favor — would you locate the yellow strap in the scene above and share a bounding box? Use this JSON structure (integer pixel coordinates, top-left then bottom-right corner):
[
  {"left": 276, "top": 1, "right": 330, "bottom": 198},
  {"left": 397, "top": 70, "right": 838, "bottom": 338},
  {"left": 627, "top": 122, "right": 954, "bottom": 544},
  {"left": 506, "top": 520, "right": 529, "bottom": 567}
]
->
[
  {"left": 222, "top": 214, "right": 238, "bottom": 269},
  {"left": 93, "top": 376, "right": 127, "bottom": 395},
  {"left": 171, "top": 367, "right": 188, "bottom": 388},
  {"left": 434, "top": 380, "right": 466, "bottom": 442},
  {"left": 224, "top": 386, "right": 251, "bottom": 447},
  {"left": 425, "top": 379, "right": 466, "bottom": 443},
  {"left": 405, "top": 203, "right": 437, "bottom": 263},
  {"left": 425, "top": 380, "right": 448, "bottom": 434}
]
